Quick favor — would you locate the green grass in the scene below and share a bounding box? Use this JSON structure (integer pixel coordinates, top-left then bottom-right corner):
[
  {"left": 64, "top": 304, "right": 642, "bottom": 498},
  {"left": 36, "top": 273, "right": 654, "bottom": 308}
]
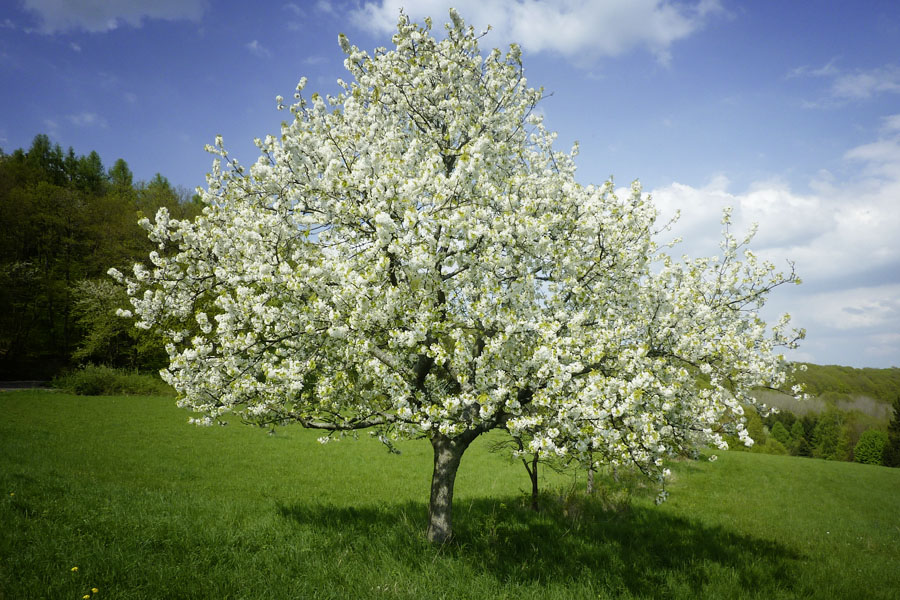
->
[{"left": 2, "top": 391, "right": 899, "bottom": 599}]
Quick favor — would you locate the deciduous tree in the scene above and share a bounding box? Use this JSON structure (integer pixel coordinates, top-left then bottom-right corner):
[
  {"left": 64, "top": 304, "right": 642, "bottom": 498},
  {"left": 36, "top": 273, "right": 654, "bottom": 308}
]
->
[{"left": 113, "top": 11, "right": 803, "bottom": 543}]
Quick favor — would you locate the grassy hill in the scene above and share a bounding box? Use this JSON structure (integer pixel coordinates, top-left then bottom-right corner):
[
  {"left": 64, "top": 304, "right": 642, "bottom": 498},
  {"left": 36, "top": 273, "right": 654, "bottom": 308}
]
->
[{"left": 2, "top": 391, "right": 899, "bottom": 599}]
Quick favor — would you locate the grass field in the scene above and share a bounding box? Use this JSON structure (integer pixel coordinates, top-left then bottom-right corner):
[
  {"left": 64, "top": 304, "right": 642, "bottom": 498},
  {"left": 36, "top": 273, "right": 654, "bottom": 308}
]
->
[{"left": 2, "top": 391, "right": 899, "bottom": 599}]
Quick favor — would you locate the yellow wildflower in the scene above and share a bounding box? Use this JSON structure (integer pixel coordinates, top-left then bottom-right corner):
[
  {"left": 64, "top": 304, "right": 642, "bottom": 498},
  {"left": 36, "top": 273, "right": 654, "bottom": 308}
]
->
[{"left": 71, "top": 566, "right": 78, "bottom": 572}]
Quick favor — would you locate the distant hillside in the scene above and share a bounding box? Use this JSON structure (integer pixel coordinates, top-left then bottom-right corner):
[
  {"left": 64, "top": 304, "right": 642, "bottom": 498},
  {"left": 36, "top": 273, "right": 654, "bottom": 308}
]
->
[
  {"left": 792, "top": 363, "right": 900, "bottom": 403},
  {"left": 753, "top": 364, "right": 899, "bottom": 421}
]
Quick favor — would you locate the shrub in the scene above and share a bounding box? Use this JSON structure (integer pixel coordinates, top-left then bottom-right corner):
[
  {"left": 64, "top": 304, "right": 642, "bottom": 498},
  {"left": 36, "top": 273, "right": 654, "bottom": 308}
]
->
[
  {"left": 52, "top": 364, "right": 173, "bottom": 396},
  {"left": 854, "top": 429, "right": 888, "bottom": 465},
  {"left": 764, "top": 437, "right": 788, "bottom": 455},
  {"left": 751, "top": 436, "right": 788, "bottom": 455}
]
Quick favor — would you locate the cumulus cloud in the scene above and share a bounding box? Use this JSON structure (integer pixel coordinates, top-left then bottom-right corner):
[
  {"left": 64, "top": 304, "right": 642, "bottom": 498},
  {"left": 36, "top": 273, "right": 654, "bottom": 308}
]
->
[
  {"left": 656, "top": 128, "right": 900, "bottom": 276},
  {"left": 649, "top": 123, "right": 900, "bottom": 366},
  {"left": 22, "top": 0, "right": 206, "bottom": 34},
  {"left": 350, "top": 0, "right": 722, "bottom": 64}
]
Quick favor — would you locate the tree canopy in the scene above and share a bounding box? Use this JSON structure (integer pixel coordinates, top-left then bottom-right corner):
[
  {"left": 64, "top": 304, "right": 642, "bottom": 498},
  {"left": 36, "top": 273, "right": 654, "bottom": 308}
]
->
[
  {"left": 0, "top": 134, "right": 198, "bottom": 377},
  {"left": 114, "top": 11, "right": 804, "bottom": 543}
]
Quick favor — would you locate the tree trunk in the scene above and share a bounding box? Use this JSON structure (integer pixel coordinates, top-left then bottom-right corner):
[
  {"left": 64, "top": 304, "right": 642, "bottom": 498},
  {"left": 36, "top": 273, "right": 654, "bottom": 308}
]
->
[
  {"left": 524, "top": 453, "right": 539, "bottom": 511},
  {"left": 426, "top": 433, "right": 472, "bottom": 544}
]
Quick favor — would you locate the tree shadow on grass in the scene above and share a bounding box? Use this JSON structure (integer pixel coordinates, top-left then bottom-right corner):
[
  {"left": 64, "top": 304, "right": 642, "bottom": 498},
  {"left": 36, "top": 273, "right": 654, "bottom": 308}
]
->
[{"left": 277, "top": 493, "right": 803, "bottom": 598}]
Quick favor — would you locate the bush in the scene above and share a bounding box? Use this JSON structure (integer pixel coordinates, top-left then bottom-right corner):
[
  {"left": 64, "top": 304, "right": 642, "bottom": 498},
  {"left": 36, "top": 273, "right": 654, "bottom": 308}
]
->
[
  {"left": 854, "top": 429, "right": 888, "bottom": 465},
  {"left": 764, "top": 437, "right": 788, "bottom": 455},
  {"left": 751, "top": 436, "right": 788, "bottom": 455},
  {"left": 52, "top": 364, "right": 173, "bottom": 396}
]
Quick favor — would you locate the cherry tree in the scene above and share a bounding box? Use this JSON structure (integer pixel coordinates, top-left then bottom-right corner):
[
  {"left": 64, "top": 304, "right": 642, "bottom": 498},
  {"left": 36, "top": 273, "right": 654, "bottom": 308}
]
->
[{"left": 112, "top": 11, "right": 803, "bottom": 543}]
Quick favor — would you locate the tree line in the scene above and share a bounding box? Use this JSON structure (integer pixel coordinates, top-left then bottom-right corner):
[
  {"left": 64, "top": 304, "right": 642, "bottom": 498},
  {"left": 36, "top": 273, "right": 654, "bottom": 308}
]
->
[
  {"left": 795, "top": 363, "right": 900, "bottom": 403},
  {"left": 0, "top": 134, "right": 200, "bottom": 379},
  {"left": 735, "top": 396, "right": 900, "bottom": 468}
]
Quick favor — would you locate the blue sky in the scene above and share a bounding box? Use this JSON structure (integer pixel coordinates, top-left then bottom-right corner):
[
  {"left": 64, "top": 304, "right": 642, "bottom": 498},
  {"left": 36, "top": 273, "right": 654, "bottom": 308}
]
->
[{"left": 2, "top": 0, "right": 899, "bottom": 368}]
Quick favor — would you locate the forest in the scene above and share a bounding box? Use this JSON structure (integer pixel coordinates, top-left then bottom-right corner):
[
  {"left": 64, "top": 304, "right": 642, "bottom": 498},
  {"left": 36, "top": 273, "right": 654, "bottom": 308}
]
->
[{"left": 0, "top": 134, "right": 200, "bottom": 379}]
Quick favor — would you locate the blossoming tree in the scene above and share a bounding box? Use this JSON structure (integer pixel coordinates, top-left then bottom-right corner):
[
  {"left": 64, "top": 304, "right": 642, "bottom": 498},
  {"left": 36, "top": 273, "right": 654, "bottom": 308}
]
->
[{"left": 112, "top": 11, "right": 803, "bottom": 543}]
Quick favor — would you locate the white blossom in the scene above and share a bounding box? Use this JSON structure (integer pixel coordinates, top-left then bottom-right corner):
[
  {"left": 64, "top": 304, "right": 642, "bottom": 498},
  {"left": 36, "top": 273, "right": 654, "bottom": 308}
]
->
[{"left": 117, "top": 11, "right": 803, "bottom": 510}]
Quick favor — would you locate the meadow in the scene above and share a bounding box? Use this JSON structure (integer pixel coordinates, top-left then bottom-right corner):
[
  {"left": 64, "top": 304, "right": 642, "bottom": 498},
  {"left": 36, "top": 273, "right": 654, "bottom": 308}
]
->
[{"left": 2, "top": 391, "right": 899, "bottom": 599}]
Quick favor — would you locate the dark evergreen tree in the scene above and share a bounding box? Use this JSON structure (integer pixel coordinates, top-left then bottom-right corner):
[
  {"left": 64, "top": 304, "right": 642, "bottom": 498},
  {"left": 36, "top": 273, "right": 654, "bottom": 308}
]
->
[
  {"left": 790, "top": 420, "right": 809, "bottom": 456},
  {"left": 884, "top": 397, "right": 900, "bottom": 467},
  {"left": 771, "top": 421, "right": 791, "bottom": 446},
  {"left": 812, "top": 408, "right": 844, "bottom": 460}
]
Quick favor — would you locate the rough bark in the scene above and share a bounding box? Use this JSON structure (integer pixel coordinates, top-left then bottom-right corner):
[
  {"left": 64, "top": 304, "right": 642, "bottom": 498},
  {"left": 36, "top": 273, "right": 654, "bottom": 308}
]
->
[{"left": 426, "top": 432, "right": 473, "bottom": 544}]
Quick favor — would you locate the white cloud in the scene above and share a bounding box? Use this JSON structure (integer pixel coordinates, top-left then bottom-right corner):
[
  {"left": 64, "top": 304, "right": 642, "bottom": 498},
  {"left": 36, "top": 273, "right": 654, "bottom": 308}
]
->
[
  {"left": 283, "top": 2, "right": 304, "bottom": 29},
  {"left": 283, "top": 3, "right": 303, "bottom": 17},
  {"left": 883, "top": 114, "right": 900, "bottom": 133},
  {"left": 791, "top": 62, "right": 900, "bottom": 106},
  {"left": 800, "top": 285, "right": 900, "bottom": 332},
  {"left": 22, "top": 0, "right": 206, "bottom": 34},
  {"left": 316, "top": 0, "right": 336, "bottom": 15},
  {"left": 831, "top": 65, "right": 900, "bottom": 100},
  {"left": 67, "top": 111, "right": 107, "bottom": 127},
  {"left": 654, "top": 129, "right": 900, "bottom": 281},
  {"left": 845, "top": 138, "right": 900, "bottom": 179},
  {"left": 797, "top": 285, "right": 900, "bottom": 365},
  {"left": 350, "top": 0, "right": 722, "bottom": 64},
  {"left": 786, "top": 58, "right": 840, "bottom": 80},
  {"left": 70, "top": 42, "right": 81, "bottom": 52},
  {"left": 649, "top": 123, "right": 900, "bottom": 367},
  {"left": 246, "top": 40, "right": 272, "bottom": 59},
  {"left": 652, "top": 176, "right": 830, "bottom": 255}
]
